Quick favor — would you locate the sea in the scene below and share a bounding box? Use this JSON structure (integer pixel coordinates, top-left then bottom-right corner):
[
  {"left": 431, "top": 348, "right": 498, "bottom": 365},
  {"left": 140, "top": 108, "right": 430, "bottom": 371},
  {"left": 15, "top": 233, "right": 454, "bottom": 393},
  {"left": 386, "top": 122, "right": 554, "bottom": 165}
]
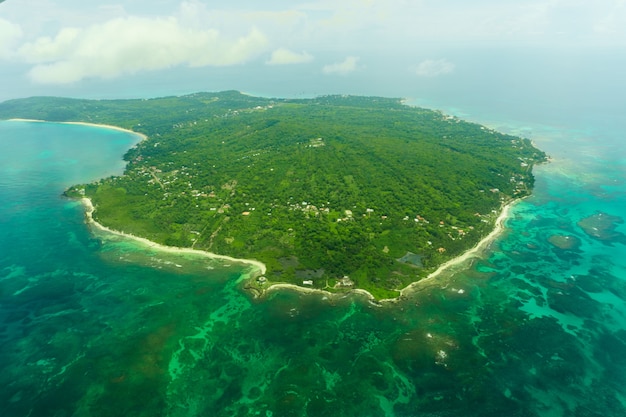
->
[{"left": 1, "top": 48, "right": 625, "bottom": 417}]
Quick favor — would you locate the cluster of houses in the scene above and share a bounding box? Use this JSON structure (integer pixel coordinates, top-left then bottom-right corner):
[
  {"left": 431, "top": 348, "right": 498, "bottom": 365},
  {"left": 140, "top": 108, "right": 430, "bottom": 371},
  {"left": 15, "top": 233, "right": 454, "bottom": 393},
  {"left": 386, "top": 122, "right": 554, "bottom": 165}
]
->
[{"left": 288, "top": 201, "right": 331, "bottom": 217}]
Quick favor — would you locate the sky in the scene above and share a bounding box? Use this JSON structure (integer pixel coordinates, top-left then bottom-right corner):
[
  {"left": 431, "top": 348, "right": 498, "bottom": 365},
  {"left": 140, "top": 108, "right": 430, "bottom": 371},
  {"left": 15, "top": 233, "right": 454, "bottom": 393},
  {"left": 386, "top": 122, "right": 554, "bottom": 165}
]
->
[{"left": 0, "top": 0, "right": 625, "bottom": 102}]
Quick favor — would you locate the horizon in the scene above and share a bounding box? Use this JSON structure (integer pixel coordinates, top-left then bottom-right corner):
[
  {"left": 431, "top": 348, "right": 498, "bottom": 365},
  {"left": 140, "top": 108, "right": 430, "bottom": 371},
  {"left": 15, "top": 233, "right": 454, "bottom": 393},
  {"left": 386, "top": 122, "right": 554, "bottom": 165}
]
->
[{"left": 1, "top": 1, "right": 625, "bottom": 124}]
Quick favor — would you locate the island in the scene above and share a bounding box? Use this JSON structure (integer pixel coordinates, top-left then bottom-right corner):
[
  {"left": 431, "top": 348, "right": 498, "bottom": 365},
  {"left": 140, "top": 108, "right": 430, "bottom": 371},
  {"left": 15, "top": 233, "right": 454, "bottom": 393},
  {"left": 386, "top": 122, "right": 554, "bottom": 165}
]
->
[{"left": 0, "top": 91, "right": 547, "bottom": 299}]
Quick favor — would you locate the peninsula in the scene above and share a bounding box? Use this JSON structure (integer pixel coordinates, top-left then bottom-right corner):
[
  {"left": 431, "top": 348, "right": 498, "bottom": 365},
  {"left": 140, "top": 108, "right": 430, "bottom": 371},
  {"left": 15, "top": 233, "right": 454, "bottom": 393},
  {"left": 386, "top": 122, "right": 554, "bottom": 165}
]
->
[{"left": 0, "top": 91, "right": 546, "bottom": 299}]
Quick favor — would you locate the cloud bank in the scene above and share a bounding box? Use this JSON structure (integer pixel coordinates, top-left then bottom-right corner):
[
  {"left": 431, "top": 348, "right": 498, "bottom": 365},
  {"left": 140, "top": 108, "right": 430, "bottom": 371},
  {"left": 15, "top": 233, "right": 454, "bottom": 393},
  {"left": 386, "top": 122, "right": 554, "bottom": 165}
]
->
[
  {"left": 415, "top": 59, "right": 455, "bottom": 77},
  {"left": 322, "top": 56, "right": 359, "bottom": 75},
  {"left": 18, "top": 16, "right": 268, "bottom": 84},
  {"left": 266, "top": 48, "right": 313, "bottom": 65}
]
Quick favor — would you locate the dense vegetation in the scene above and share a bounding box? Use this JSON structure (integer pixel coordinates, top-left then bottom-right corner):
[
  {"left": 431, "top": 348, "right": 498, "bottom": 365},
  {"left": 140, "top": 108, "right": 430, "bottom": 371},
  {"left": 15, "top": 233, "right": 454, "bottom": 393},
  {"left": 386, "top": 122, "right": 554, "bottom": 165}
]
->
[{"left": 0, "top": 91, "right": 546, "bottom": 298}]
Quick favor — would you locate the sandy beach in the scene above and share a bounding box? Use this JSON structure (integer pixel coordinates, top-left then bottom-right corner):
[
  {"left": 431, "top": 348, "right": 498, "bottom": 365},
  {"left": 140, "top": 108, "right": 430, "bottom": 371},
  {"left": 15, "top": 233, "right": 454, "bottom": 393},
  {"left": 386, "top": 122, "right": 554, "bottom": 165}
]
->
[
  {"left": 8, "top": 119, "right": 148, "bottom": 142},
  {"left": 265, "top": 283, "right": 331, "bottom": 296},
  {"left": 426, "top": 199, "right": 515, "bottom": 279},
  {"left": 81, "top": 198, "right": 267, "bottom": 275},
  {"left": 393, "top": 198, "right": 518, "bottom": 299},
  {"left": 7, "top": 118, "right": 48, "bottom": 123},
  {"left": 262, "top": 283, "right": 381, "bottom": 307},
  {"left": 63, "top": 121, "right": 148, "bottom": 141}
]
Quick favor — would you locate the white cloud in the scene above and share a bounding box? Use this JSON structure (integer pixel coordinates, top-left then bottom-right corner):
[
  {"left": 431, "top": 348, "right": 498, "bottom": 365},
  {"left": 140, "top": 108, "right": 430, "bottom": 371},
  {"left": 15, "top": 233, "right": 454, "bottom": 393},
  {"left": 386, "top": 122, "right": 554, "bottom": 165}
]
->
[
  {"left": 0, "top": 18, "right": 23, "bottom": 59},
  {"left": 415, "top": 59, "right": 455, "bottom": 77},
  {"left": 18, "top": 16, "right": 268, "bottom": 84},
  {"left": 2, "top": 0, "right": 624, "bottom": 97},
  {"left": 266, "top": 48, "right": 313, "bottom": 65},
  {"left": 322, "top": 56, "right": 359, "bottom": 75}
]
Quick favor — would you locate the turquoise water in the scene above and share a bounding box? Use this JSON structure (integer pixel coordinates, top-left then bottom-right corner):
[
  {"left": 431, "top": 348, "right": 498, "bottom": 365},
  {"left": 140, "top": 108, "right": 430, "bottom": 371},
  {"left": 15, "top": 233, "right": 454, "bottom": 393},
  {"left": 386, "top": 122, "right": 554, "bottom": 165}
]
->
[{"left": 1, "top": 115, "right": 625, "bottom": 416}]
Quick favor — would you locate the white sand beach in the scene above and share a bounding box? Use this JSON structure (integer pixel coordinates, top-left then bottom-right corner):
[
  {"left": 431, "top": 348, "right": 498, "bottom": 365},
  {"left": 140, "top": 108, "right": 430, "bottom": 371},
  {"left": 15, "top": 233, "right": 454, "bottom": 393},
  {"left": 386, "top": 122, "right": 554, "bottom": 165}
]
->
[
  {"left": 81, "top": 198, "right": 267, "bottom": 275},
  {"left": 62, "top": 121, "right": 148, "bottom": 141},
  {"left": 427, "top": 199, "right": 514, "bottom": 278},
  {"left": 7, "top": 119, "right": 148, "bottom": 142},
  {"left": 393, "top": 198, "right": 519, "bottom": 299}
]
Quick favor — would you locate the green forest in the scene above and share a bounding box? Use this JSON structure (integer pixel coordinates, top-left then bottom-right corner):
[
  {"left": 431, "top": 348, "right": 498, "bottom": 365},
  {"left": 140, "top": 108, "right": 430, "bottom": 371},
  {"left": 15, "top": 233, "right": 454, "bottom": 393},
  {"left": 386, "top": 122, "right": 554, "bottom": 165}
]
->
[{"left": 0, "top": 91, "right": 547, "bottom": 299}]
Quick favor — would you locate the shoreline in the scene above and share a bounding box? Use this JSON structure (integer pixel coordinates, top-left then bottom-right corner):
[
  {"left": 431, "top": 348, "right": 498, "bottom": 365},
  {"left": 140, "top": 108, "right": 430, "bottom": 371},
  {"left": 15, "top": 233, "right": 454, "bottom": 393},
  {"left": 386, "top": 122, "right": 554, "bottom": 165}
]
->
[
  {"left": 8, "top": 118, "right": 266, "bottom": 281},
  {"left": 24, "top": 117, "right": 518, "bottom": 303},
  {"left": 82, "top": 195, "right": 378, "bottom": 304},
  {"left": 63, "top": 121, "right": 148, "bottom": 142},
  {"left": 263, "top": 282, "right": 378, "bottom": 302},
  {"left": 192, "top": 199, "right": 516, "bottom": 304},
  {"left": 392, "top": 198, "right": 519, "bottom": 300},
  {"left": 7, "top": 118, "right": 148, "bottom": 142},
  {"left": 9, "top": 118, "right": 530, "bottom": 302},
  {"left": 82, "top": 195, "right": 518, "bottom": 304},
  {"left": 81, "top": 198, "right": 267, "bottom": 276}
]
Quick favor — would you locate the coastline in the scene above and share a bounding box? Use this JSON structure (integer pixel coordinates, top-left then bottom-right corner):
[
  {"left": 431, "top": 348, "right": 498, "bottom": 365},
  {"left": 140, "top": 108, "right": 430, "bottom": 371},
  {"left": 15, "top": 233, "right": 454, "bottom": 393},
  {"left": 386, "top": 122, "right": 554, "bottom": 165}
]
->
[
  {"left": 22, "top": 117, "right": 520, "bottom": 302},
  {"left": 83, "top": 194, "right": 368, "bottom": 302},
  {"left": 227, "top": 199, "right": 519, "bottom": 304},
  {"left": 393, "top": 198, "right": 519, "bottom": 299},
  {"left": 10, "top": 118, "right": 524, "bottom": 303},
  {"left": 7, "top": 118, "right": 148, "bottom": 142},
  {"left": 9, "top": 118, "right": 267, "bottom": 281},
  {"left": 82, "top": 196, "right": 517, "bottom": 303},
  {"left": 63, "top": 121, "right": 148, "bottom": 142},
  {"left": 81, "top": 198, "right": 267, "bottom": 276},
  {"left": 263, "top": 282, "right": 377, "bottom": 302}
]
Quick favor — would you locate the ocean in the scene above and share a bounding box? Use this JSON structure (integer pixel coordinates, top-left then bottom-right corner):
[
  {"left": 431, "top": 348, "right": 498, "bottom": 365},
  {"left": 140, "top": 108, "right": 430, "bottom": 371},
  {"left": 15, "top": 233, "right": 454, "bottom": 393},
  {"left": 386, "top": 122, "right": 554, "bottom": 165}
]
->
[{"left": 1, "top": 48, "right": 625, "bottom": 416}]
